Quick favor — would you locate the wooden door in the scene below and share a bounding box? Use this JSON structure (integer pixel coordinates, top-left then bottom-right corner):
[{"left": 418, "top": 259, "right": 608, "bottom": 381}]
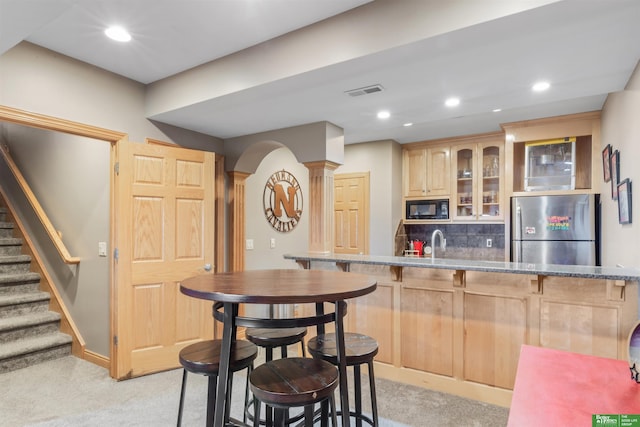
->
[
  {"left": 113, "top": 141, "right": 215, "bottom": 379},
  {"left": 334, "top": 173, "right": 369, "bottom": 254}
]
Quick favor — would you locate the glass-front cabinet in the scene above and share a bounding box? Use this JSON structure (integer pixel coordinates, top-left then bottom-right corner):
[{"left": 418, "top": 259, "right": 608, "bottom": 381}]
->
[
  {"left": 451, "top": 138, "right": 504, "bottom": 221},
  {"left": 524, "top": 137, "right": 576, "bottom": 191}
]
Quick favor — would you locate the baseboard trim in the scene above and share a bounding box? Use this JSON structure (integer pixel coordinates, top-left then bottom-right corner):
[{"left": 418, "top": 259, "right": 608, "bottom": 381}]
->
[
  {"left": 84, "top": 350, "right": 110, "bottom": 369},
  {"left": 373, "top": 361, "right": 513, "bottom": 408}
]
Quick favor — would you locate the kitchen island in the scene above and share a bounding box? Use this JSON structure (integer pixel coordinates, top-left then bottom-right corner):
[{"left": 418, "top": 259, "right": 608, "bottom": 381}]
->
[{"left": 284, "top": 253, "right": 640, "bottom": 407}]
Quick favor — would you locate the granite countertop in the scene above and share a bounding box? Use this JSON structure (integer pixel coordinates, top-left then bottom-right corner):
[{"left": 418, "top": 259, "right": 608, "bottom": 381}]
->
[{"left": 283, "top": 253, "right": 640, "bottom": 281}]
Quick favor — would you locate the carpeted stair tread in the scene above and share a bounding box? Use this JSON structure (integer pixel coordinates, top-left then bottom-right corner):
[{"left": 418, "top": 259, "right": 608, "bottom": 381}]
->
[
  {"left": 0, "top": 291, "right": 50, "bottom": 308},
  {"left": 0, "top": 202, "right": 70, "bottom": 373},
  {"left": 0, "top": 311, "right": 61, "bottom": 332},
  {"left": 0, "top": 332, "right": 72, "bottom": 360},
  {"left": 0, "top": 271, "right": 41, "bottom": 284},
  {"left": 0, "top": 237, "right": 22, "bottom": 246},
  {"left": 0, "top": 254, "right": 31, "bottom": 264}
]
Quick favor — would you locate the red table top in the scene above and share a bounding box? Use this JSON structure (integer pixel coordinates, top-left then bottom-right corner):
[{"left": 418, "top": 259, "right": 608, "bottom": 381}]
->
[{"left": 508, "top": 345, "right": 640, "bottom": 426}]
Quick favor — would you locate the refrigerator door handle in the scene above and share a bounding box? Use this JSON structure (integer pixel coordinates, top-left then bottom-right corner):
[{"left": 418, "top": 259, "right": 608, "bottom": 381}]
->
[{"left": 515, "top": 205, "right": 522, "bottom": 262}]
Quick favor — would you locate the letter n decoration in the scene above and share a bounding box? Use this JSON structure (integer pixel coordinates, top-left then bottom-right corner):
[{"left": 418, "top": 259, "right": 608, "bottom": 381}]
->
[{"left": 263, "top": 169, "right": 303, "bottom": 232}]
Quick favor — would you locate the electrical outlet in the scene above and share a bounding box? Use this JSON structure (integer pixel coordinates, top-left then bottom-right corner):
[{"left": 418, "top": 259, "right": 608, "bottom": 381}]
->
[
  {"left": 246, "top": 239, "right": 254, "bottom": 250},
  {"left": 486, "top": 238, "right": 492, "bottom": 248}
]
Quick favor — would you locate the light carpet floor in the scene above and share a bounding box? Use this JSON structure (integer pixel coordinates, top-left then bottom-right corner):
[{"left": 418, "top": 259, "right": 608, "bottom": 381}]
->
[{"left": 0, "top": 355, "right": 509, "bottom": 426}]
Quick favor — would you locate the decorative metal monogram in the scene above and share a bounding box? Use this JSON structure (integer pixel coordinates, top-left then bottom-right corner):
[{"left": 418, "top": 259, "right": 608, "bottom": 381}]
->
[{"left": 263, "top": 169, "right": 303, "bottom": 232}]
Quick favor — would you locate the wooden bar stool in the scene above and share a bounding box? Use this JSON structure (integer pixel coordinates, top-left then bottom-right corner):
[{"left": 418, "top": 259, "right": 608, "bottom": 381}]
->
[
  {"left": 244, "top": 327, "right": 307, "bottom": 425},
  {"left": 307, "top": 332, "right": 379, "bottom": 427},
  {"left": 249, "top": 357, "right": 339, "bottom": 427},
  {"left": 177, "top": 339, "right": 257, "bottom": 427},
  {"left": 245, "top": 327, "right": 307, "bottom": 359}
]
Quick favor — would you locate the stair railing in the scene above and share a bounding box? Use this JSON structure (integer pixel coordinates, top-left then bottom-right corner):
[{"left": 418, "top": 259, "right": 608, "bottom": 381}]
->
[{"left": 0, "top": 144, "right": 80, "bottom": 264}]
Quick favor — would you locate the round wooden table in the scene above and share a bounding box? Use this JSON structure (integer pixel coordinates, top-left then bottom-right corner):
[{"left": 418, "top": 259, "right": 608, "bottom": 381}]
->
[{"left": 180, "top": 269, "right": 377, "bottom": 427}]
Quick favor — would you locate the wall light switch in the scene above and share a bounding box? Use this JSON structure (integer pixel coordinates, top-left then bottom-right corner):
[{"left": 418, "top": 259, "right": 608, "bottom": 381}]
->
[
  {"left": 246, "top": 239, "right": 254, "bottom": 250},
  {"left": 98, "top": 241, "right": 108, "bottom": 257},
  {"left": 270, "top": 238, "right": 276, "bottom": 249}
]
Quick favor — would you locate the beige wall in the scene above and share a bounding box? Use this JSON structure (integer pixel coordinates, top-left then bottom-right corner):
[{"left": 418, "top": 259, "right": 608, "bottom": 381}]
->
[
  {"left": 600, "top": 61, "right": 640, "bottom": 269},
  {"left": 0, "top": 42, "right": 224, "bottom": 151},
  {"left": 0, "top": 125, "right": 111, "bottom": 352},
  {"left": 0, "top": 39, "right": 637, "bottom": 362},
  {"left": 224, "top": 121, "right": 344, "bottom": 172},
  {"left": 243, "top": 147, "right": 310, "bottom": 318},
  {"left": 336, "top": 140, "right": 403, "bottom": 256},
  {"left": 244, "top": 147, "right": 310, "bottom": 271},
  {"left": 0, "top": 42, "right": 222, "bottom": 357}
]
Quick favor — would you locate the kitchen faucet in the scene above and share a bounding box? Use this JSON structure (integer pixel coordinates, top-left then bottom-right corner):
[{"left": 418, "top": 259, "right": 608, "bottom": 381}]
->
[{"left": 431, "top": 229, "right": 446, "bottom": 260}]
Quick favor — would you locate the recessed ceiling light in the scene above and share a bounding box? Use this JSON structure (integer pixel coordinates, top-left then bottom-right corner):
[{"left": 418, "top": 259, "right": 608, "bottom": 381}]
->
[
  {"left": 532, "top": 81, "right": 550, "bottom": 92},
  {"left": 403, "top": 122, "right": 413, "bottom": 127},
  {"left": 492, "top": 108, "right": 502, "bottom": 113},
  {"left": 105, "top": 26, "right": 131, "bottom": 42},
  {"left": 377, "top": 110, "right": 390, "bottom": 119},
  {"left": 445, "top": 97, "right": 460, "bottom": 107}
]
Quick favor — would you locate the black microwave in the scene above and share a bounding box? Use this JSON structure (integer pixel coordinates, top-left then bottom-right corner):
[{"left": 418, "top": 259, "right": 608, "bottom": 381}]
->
[{"left": 406, "top": 199, "right": 449, "bottom": 220}]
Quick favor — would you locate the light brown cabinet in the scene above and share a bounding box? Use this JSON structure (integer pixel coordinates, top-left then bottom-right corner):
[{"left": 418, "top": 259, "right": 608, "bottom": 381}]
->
[
  {"left": 451, "top": 137, "right": 504, "bottom": 221},
  {"left": 291, "top": 258, "right": 638, "bottom": 408},
  {"left": 403, "top": 145, "right": 450, "bottom": 198},
  {"left": 502, "top": 111, "right": 600, "bottom": 195}
]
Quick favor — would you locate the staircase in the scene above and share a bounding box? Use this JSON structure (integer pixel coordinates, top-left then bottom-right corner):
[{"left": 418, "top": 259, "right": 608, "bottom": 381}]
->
[{"left": 0, "top": 207, "right": 72, "bottom": 373}]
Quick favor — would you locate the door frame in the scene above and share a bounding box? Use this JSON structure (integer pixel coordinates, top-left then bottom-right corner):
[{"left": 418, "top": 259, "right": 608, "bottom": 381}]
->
[
  {"left": 0, "top": 106, "right": 125, "bottom": 370},
  {"left": 0, "top": 105, "right": 226, "bottom": 378}
]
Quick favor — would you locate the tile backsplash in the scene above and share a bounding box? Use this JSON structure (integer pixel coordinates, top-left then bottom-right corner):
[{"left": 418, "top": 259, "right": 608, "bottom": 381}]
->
[{"left": 402, "top": 223, "right": 506, "bottom": 261}]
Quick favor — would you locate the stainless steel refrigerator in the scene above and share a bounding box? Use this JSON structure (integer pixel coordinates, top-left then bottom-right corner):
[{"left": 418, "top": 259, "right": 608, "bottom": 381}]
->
[{"left": 511, "top": 194, "right": 600, "bottom": 266}]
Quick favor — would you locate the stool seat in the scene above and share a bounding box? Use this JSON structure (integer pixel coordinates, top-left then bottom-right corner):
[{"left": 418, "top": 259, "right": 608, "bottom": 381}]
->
[
  {"left": 244, "top": 327, "right": 308, "bottom": 425},
  {"left": 250, "top": 357, "right": 338, "bottom": 406},
  {"left": 250, "top": 358, "right": 339, "bottom": 427},
  {"left": 245, "top": 327, "right": 307, "bottom": 349},
  {"left": 177, "top": 339, "right": 257, "bottom": 427},
  {"left": 308, "top": 333, "right": 379, "bottom": 427},
  {"left": 307, "top": 332, "right": 378, "bottom": 365},
  {"left": 180, "top": 339, "right": 257, "bottom": 374}
]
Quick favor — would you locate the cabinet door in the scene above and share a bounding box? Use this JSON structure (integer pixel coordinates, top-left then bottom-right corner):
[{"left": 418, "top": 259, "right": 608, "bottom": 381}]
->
[
  {"left": 426, "top": 146, "right": 450, "bottom": 196},
  {"left": 452, "top": 141, "right": 504, "bottom": 221},
  {"left": 404, "top": 148, "right": 427, "bottom": 197},
  {"left": 478, "top": 142, "right": 504, "bottom": 220},
  {"left": 452, "top": 144, "right": 476, "bottom": 220}
]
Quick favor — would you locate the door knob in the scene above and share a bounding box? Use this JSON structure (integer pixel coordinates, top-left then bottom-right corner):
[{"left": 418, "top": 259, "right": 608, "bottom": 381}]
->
[{"left": 203, "top": 263, "right": 212, "bottom": 272}]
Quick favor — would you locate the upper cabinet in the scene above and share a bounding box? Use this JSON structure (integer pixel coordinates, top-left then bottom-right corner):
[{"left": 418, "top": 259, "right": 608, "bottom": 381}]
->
[
  {"left": 523, "top": 137, "right": 576, "bottom": 191},
  {"left": 403, "top": 145, "right": 450, "bottom": 198},
  {"left": 502, "top": 112, "right": 600, "bottom": 195},
  {"left": 513, "top": 135, "right": 592, "bottom": 193},
  {"left": 451, "top": 136, "right": 504, "bottom": 221}
]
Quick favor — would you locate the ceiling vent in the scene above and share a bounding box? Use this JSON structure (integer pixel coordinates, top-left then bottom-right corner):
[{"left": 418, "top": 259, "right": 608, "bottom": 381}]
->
[{"left": 345, "top": 84, "right": 384, "bottom": 97}]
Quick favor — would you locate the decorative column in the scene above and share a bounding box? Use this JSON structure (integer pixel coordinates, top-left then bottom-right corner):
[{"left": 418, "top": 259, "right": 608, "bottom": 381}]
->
[
  {"left": 215, "top": 154, "right": 225, "bottom": 273},
  {"left": 227, "top": 171, "right": 250, "bottom": 272},
  {"left": 304, "top": 161, "right": 340, "bottom": 254}
]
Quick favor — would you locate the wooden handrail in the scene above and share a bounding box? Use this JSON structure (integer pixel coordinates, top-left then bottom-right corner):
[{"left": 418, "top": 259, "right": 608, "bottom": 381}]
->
[{"left": 0, "top": 144, "right": 80, "bottom": 264}]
